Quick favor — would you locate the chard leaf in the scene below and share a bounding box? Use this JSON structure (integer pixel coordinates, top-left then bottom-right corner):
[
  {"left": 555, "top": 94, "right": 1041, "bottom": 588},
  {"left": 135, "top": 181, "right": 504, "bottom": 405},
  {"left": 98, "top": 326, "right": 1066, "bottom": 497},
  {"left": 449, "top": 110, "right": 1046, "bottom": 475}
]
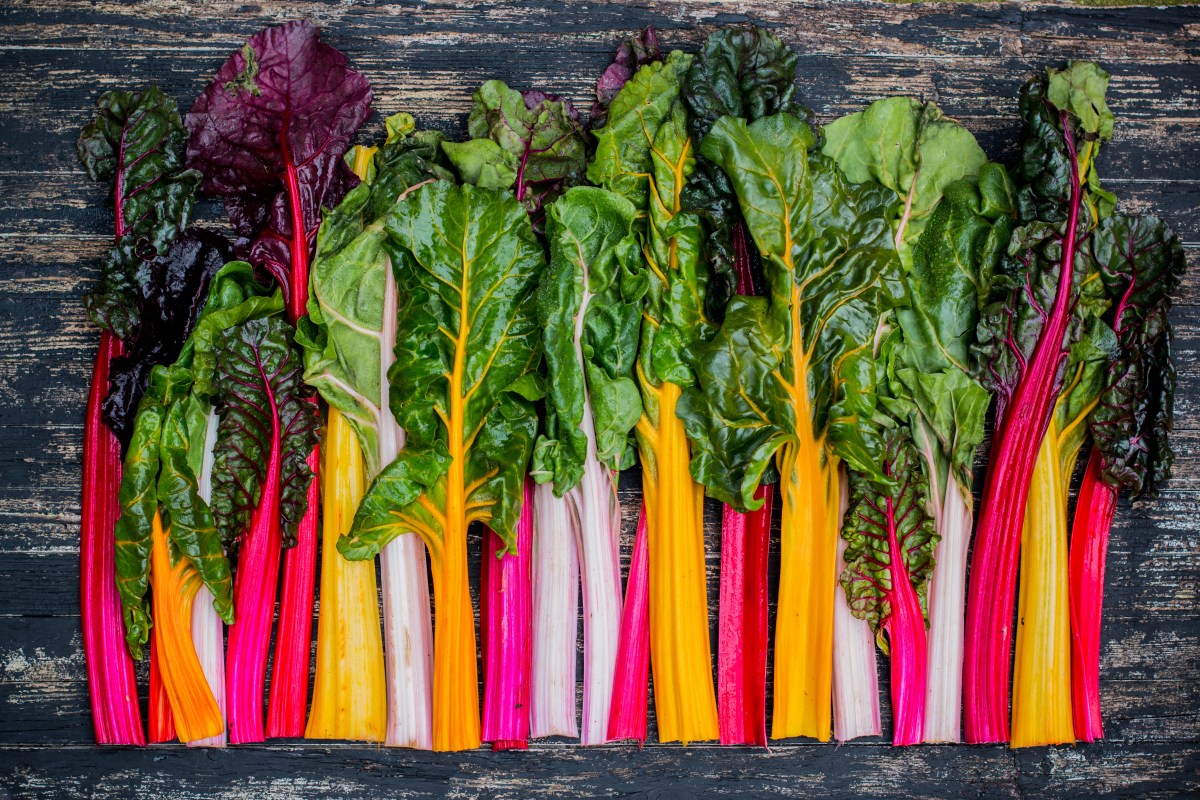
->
[
  {"left": 113, "top": 365, "right": 188, "bottom": 658},
  {"left": 682, "top": 25, "right": 800, "bottom": 319},
  {"left": 343, "top": 183, "right": 543, "bottom": 558},
  {"left": 588, "top": 50, "right": 692, "bottom": 212},
  {"left": 102, "top": 230, "right": 232, "bottom": 445},
  {"left": 210, "top": 316, "right": 319, "bottom": 548},
  {"left": 442, "top": 81, "right": 587, "bottom": 220},
  {"left": 840, "top": 430, "right": 939, "bottom": 633},
  {"left": 188, "top": 262, "right": 284, "bottom": 397},
  {"left": 534, "top": 186, "right": 642, "bottom": 492},
  {"left": 185, "top": 21, "right": 372, "bottom": 306},
  {"left": 680, "top": 113, "right": 904, "bottom": 510},
  {"left": 1088, "top": 214, "right": 1185, "bottom": 496},
  {"left": 591, "top": 26, "right": 661, "bottom": 127},
  {"left": 972, "top": 66, "right": 1114, "bottom": 422},
  {"left": 822, "top": 97, "right": 989, "bottom": 265},
  {"left": 78, "top": 86, "right": 202, "bottom": 339},
  {"left": 303, "top": 118, "right": 454, "bottom": 475}
]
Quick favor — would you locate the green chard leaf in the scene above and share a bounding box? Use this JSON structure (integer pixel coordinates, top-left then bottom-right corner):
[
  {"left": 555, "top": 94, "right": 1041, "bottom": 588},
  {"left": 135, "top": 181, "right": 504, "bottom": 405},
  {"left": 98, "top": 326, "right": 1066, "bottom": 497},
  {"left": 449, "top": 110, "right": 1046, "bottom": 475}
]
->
[
  {"left": 113, "top": 366, "right": 184, "bottom": 658},
  {"left": 679, "top": 113, "right": 904, "bottom": 509},
  {"left": 210, "top": 316, "right": 319, "bottom": 549},
  {"left": 840, "top": 430, "right": 939, "bottom": 634},
  {"left": 1088, "top": 214, "right": 1186, "bottom": 496},
  {"left": 342, "top": 182, "right": 543, "bottom": 559},
  {"left": 303, "top": 117, "right": 454, "bottom": 475},
  {"left": 534, "top": 186, "right": 643, "bottom": 492},
  {"left": 682, "top": 25, "right": 801, "bottom": 317},
  {"left": 78, "top": 86, "right": 202, "bottom": 339},
  {"left": 442, "top": 81, "right": 587, "bottom": 220},
  {"left": 822, "top": 96, "right": 989, "bottom": 268}
]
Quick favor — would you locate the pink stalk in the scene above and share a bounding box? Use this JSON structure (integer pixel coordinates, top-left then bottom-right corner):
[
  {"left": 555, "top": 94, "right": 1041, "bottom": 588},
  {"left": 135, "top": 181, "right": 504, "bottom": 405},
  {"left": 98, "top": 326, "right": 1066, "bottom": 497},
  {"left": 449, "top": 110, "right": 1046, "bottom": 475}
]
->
[
  {"left": 606, "top": 505, "right": 650, "bottom": 744},
  {"left": 530, "top": 482, "right": 580, "bottom": 738},
  {"left": 1069, "top": 450, "right": 1116, "bottom": 742},
  {"left": 226, "top": 396, "right": 284, "bottom": 744},
  {"left": 481, "top": 480, "right": 534, "bottom": 750},
  {"left": 883, "top": 489, "right": 929, "bottom": 747},
  {"left": 266, "top": 442, "right": 319, "bottom": 738},
  {"left": 80, "top": 331, "right": 145, "bottom": 745},
  {"left": 190, "top": 409, "right": 227, "bottom": 747},
  {"left": 717, "top": 484, "right": 772, "bottom": 746},
  {"left": 964, "top": 117, "right": 1083, "bottom": 744}
]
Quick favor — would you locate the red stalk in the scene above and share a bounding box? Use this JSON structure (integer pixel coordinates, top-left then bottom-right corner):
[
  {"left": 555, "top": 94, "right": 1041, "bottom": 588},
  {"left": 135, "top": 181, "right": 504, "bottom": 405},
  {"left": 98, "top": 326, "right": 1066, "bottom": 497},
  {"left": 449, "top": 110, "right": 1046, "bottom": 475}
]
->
[
  {"left": 266, "top": 129, "right": 321, "bottom": 738},
  {"left": 481, "top": 481, "right": 534, "bottom": 751},
  {"left": 717, "top": 484, "right": 772, "bottom": 746},
  {"left": 963, "top": 116, "right": 1083, "bottom": 744},
  {"left": 883, "top": 488, "right": 928, "bottom": 747},
  {"left": 226, "top": 381, "right": 284, "bottom": 744},
  {"left": 80, "top": 331, "right": 145, "bottom": 745},
  {"left": 266, "top": 444, "right": 320, "bottom": 738},
  {"left": 606, "top": 505, "right": 650, "bottom": 744},
  {"left": 149, "top": 635, "right": 176, "bottom": 743},
  {"left": 1069, "top": 449, "right": 1116, "bottom": 742}
]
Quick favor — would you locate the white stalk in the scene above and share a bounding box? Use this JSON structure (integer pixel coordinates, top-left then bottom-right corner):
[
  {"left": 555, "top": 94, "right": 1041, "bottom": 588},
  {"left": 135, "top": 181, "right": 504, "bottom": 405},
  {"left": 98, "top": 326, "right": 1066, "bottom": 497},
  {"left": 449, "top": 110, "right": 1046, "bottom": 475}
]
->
[
  {"left": 570, "top": 257, "right": 623, "bottom": 744},
  {"left": 377, "top": 260, "right": 434, "bottom": 749},
  {"left": 923, "top": 472, "right": 972, "bottom": 743},
  {"left": 832, "top": 466, "right": 881, "bottom": 742},
  {"left": 188, "top": 408, "right": 226, "bottom": 748},
  {"left": 530, "top": 482, "right": 580, "bottom": 738}
]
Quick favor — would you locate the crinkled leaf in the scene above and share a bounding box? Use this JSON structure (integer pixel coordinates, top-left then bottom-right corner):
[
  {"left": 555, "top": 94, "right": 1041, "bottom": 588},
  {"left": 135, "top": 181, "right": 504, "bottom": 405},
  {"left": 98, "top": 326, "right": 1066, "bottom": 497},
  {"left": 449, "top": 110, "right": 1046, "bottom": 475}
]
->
[
  {"left": 157, "top": 394, "right": 233, "bottom": 624},
  {"left": 533, "top": 186, "right": 641, "bottom": 492},
  {"left": 185, "top": 21, "right": 372, "bottom": 302},
  {"left": 680, "top": 113, "right": 904, "bottom": 510},
  {"left": 839, "top": 430, "right": 939, "bottom": 634},
  {"left": 342, "top": 183, "right": 543, "bottom": 558},
  {"left": 443, "top": 80, "right": 587, "bottom": 220},
  {"left": 113, "top": 364, "right": 188, "bottom": 658},
  {"left": 822, "top": 97, "right": 989, "bottom": 266},
  {"left": 588, "top": 50, "right": 692, "bottom": 213},
  {"left": 591, "top": 26, "right": 661, "bottom": 127},
  {"left": 682, "top": 25, "right": 801, "bottom": 319},
  {"left": 1088, "top": 214, "right": 1185, "bottom": 496},
  {"left": 210, "top": 316, "right": 319, "bottom": 548},
  {"left": 302, "top": 118, "right": 454, "bottom": 475},
  {"left": 78, "top": 86, "right": 202, "bottom": 339},
  {"left": 188, "top": 261, "right": 284, "bottom": 397},
  {"left": 102, "top": 229, "right": 232, "bottom": 445},
  {"left": 973, "top": 67, "right": 1113, "bottom": 421}
]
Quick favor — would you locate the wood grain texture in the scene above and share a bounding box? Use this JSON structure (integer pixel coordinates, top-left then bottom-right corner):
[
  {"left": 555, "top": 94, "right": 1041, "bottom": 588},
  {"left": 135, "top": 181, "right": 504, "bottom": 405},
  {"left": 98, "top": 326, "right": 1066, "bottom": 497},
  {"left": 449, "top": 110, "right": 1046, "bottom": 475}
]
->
[{"left": 1, "top": 1, "right": 1198, "bottom": 798}]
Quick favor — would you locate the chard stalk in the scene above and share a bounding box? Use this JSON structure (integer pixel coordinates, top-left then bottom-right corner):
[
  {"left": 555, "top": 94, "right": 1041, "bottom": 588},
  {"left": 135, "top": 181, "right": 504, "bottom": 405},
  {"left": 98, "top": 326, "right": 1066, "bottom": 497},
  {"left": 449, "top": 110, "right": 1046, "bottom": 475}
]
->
[
  {"left": 530, "top": 483, "right": 580, "bottom": 739},
  {"left": 607, "top": 505, "right": 650, "bottom": 744},
  {"left": 481, "top": 482, "right": 534, "bottom": 750},
  {"left": 833, "top": 473, "right": 881, "bottom": 743},
  {"left": 189, "top": 408, "right": 227, "bottom": 747}
]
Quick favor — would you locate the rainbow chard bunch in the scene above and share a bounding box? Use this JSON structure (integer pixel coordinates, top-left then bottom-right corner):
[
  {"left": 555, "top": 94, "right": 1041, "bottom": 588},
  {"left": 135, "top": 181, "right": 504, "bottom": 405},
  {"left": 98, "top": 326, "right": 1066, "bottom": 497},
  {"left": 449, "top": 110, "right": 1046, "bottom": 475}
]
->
[
  {"left": 823, "top": 97, "right": 1016, "bottom": 743},
  {"left": 965, "top": 62, "right": 1117, "bottom": 746},
  {"left": 1069, "top": 205, "right": 1185, "bottom": 742},
  {"left": 185, "top": 20, "right": 372, "bottom": 740}
]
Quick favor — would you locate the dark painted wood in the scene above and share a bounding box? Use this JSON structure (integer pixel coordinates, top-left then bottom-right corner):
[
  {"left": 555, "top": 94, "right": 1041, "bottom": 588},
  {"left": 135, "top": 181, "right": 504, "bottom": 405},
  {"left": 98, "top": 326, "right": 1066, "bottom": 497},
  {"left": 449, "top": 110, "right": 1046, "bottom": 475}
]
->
[{"left": 1, "top": 1, "right": 1198, "bottom": 798}]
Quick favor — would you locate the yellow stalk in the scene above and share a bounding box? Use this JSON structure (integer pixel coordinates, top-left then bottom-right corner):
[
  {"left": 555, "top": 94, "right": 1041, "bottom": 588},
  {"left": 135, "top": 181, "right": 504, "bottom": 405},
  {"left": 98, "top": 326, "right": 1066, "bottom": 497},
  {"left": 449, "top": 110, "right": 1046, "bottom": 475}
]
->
[
  {"left": 305, "top": 409, "right": 386, "bottom": 741},
  {"left": 1011, "top": 421, "right": 1075, "bottom": 747},
  {"left": 641, "top": 381, "right": 719, "bottom": 744},
  {"left": 149, "top": 512, "right": 223, "bottom": 743}
]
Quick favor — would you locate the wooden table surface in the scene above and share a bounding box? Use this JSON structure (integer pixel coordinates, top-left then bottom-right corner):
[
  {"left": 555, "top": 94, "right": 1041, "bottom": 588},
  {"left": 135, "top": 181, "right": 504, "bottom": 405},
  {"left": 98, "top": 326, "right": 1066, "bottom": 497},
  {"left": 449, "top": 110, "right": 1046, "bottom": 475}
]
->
[{"left": 1, "top": 1, "right": 1198, "bottom": 797}]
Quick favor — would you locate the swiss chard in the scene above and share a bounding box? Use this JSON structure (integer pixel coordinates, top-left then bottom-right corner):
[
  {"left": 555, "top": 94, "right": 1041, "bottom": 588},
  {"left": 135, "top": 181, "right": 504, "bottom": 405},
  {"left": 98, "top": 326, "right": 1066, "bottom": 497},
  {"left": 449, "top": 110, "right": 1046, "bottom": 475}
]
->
[
  {"left": 1069, "top": 214, "right": 1184, "bottom": 742},
  {"left": 823, "top": 97, "right": 1016, "bottom": 743},
  {"left": 680, "top": 112, "right": 903, "bottom": 742},
  {"left": 186, "top": 21, "right": 373, "bottom": 737},
  {"left": 212, "top": 316, "right": 319, "bottom": 744},
  {"left": 340, "top": 182, "right": 543, "bottom": 752},
  {"left": 589, "top": 49, "right": 721, "bottom": 745},
  {"left": 964, "top": 62, "right": 1114, "bottom": 744},
  {"left": 532, "top": 186, "right": 642, "bottom": 743},
  {"left": 78, "top": 84, "right": 203, "bottom": 745}
]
